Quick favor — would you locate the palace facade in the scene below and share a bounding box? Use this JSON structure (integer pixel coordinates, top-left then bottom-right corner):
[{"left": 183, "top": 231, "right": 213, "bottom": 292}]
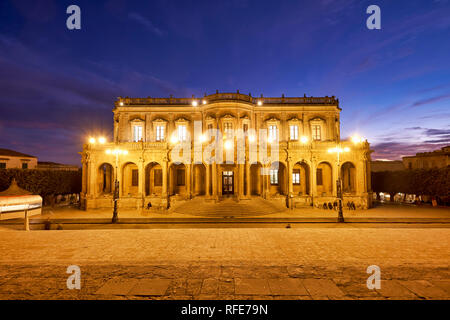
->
[{"left": 80, "top": 92, "right": 373, "bottom": 210}]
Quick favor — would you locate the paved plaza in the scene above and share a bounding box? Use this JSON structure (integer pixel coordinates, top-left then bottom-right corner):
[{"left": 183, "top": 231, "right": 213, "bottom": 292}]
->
[{"left": 0, "top": 225, "right": 449, "bottom": 299}]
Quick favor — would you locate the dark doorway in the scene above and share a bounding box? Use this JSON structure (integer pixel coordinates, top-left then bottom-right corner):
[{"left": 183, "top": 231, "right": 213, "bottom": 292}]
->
[{"left": 222, "top": 170, "right": 234, "bottom": 195}]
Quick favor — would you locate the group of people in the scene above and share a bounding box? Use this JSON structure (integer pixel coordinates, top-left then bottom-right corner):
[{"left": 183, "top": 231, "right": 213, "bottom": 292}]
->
[{"left": 322, "top": 201, "right": 356, "bottom": 210}]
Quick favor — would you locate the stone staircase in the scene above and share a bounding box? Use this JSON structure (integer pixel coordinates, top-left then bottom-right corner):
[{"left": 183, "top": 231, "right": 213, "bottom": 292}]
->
[{"left": 170, "top": 197, "right": 287, "bottom": 217}]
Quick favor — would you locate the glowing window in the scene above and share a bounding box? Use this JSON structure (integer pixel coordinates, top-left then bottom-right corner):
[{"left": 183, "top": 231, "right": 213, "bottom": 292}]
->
[
  {"left": 290, "top": 125, "right": 298, "bottom": 140},
  {"left": 312, "top": 125, "right": 321, "bottom": 141},
  {"left": 133, "top": 125, "right": 143, "bottom": 142},
  {"left": 293, "top": 169, "right": 300, "bottom": 185},
  {"left": 270, "top": 169, "right": 278, "bottom": 185},
  {"left": 224, "top": 122, "right": 233, "bottom": 138},
  {"left": 268, "top": 125, "right": 278, "bottom": 141},
  {"left": 178, "top": 125, "right": 187, "bottom": 142},
  {"left": 156, "top": 125, "right": 165, "bottom": 141}
]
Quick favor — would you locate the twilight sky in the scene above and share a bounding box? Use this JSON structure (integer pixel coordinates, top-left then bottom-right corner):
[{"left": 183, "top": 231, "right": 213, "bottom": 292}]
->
[{"left": 0, "top": 0, "right": 449, "bottom": 165}]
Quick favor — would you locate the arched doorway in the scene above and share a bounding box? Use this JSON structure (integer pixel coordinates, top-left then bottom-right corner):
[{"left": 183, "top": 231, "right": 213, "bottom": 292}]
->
[
  {"left": 293, "top": 162, "right": 310, "bottom": 195},
  {"left": 98, "top": 163, "right": 114, "bottom": 194},
  {"left": 145, "top": 162, "right": 162, "bottom": 196},
  {"left": 341, "top": 162, "right": 356, "bottom": 194},
  {"left": 317, "top": 162, "right": 332, "bottom": 196},
  {"left": 269, "top": 161, "right": 287, "bottom": 195},
  {"left": 122, "top": 162, "right": 139, "bottom": 196},
  {"left": 250, "top": 162, "right": 263, "bottom": 196},
  {"left": 170, "top": 163, "right": 186, "bottom": 195},
  {"left": 193, "top": 163, "right": 206, "bottom": 195}
]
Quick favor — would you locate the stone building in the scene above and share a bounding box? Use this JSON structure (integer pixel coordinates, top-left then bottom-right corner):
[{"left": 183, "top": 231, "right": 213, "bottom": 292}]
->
[
  {"left": 402, "top": 146, "right": 450, "bottom": 169},
  {"left": 80, "top": 92, "right": 373, "bottom": 210},
  {"left": 36, "top": 161, "right": 80, "bottom": 171},
  {"left": 0, "top": 148, "right": 37, "bottom": 169},
  {"left": 371, "top": 160, "right": 404, "bottom": 172}
]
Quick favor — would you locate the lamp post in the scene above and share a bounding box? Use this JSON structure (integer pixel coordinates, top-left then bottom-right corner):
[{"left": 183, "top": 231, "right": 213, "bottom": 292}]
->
[
  {"left": 106, "top": 148, "right": 128, "bottom": 223},
  {"left": 328, "top": 145, "right": 350, "bottom": 223}
]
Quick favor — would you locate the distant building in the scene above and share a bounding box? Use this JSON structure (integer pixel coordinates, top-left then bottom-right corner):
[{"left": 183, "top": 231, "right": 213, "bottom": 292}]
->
[
  {"left": 0, "top": 148, "right": 37, "bottom": 169},
  {"left": 371, "top": 160, "right": 404, "bottom": 172},
  {"left": 402, "top": 146, "right": 450, "bottom": 169},
  {"left": 37, "top": 161, "right": 79, "bottom": 171}
]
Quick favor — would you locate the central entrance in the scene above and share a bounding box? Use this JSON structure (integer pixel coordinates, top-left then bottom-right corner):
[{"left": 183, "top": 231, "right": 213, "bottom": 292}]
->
[{"left": 222, "top": 171, "right": 234, "bottom": 195}]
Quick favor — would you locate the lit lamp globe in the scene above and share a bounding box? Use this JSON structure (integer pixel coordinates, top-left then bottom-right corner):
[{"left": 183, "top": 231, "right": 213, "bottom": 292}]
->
[
  {"left": 224, "top": 140, "right": 232, "bottom": 150},
  {"left": 351, "top": 135, "right": 363, "bottom": 144}
]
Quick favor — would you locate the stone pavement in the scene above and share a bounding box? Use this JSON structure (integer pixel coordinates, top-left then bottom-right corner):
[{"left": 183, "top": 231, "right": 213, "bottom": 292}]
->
[
  {"left": 1, "top": 203, "right": 449, "bottom": 231},
  {"left": 17, "top": 202, "right": 450, "bottom": 220},
  {"left": 0, "top": 227, "right": 449, "bottom": 299}
]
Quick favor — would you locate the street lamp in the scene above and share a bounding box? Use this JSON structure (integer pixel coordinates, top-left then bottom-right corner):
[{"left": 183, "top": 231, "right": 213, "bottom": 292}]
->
[
  {"left": 105, "top": 148, "right": 128, "bottom": 223},
  {"left": 328, "top": 145, "right": 350, "bottom": 222}
]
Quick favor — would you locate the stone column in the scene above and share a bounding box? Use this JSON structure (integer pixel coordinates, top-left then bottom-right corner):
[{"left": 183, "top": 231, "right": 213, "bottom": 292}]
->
[
  {"left": 186, "top": 163, "right": 192, "bottom": 199},
  {"left": 357, "top": 159, "right": 366, "bottom": 194},
  {"left": 205, "top": 163, "right": 210, "bottom": 197},
  {"left": 138, "top": 158, "right": 145, "bottom": 196},
  {"left": 262, "top": 165, "right": 268, "bottom": 199},
  {"left": 333, "top": 160, "right": 339, "bottom": 197},
  {"left": 217, "top": 165, "right": 222, "bottom": 196},
  {"left": 287, "top": 159, "right": 293, "bottom": 195},
  {"left": 82, "top": 161, "right": 87, "bottom": 194},
  {"left": 162, "top": 160, "right": 168, "bottom": 197},
  {"left": 212, "top": 163, "right": 217, "bottom": 198},
  {"left": 87, "top": 159, "right": 94, "bottom": 197},
  {"left": 311, "top": 159, "right": 317, "bottom": 200},
  {"left": 239, "top": 163, "right": 244, "bottom": 199},
  {"left": 117, "top": 162, "right": 123, "bottom": 197},
  {"left": 161, "top": 159, "right": 169, "bottom": 209},
  {"left": 138, "top": 158, "right": 145, "bottom": 208},
  {"left": 245, "top": 161, "right": 250, "bottom": 197}
]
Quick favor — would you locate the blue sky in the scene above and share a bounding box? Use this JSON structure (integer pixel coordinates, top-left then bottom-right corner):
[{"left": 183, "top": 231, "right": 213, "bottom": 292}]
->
[{"left": 0, "top": 0, "right": 449, "bottom": 165}]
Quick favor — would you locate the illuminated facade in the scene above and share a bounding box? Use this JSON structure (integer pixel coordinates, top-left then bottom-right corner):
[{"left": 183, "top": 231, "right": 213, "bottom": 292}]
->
[{"left": 80, "top": 92, "right": 373, "bottom": 210}]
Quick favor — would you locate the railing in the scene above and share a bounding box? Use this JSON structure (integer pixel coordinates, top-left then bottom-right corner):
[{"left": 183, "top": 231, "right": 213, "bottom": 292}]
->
[{"left": 116, "top": 94, "right": 339, "bottom": 106}]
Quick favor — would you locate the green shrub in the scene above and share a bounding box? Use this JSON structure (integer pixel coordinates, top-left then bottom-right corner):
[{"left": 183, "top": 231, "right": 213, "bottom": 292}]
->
[
  {"left": 0, "top": 169, "right": 82, "bottom": 197},
  {"left": 371, "top": 166, "right": 450, "bottom": 199}
]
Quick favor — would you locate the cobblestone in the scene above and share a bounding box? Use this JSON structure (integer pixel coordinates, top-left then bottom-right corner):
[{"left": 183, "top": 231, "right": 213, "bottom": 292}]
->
[{"left": 0, "top": 227, "right": 448, "bottom": 299}]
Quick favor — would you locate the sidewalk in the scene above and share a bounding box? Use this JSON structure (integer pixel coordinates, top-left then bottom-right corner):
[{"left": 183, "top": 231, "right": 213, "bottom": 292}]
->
[{"left": 1, "top": 203, "right": 449, "bottom": 227}]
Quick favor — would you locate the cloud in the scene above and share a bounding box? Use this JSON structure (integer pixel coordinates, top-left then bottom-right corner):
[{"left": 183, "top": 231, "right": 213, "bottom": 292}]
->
[
  {"left": 371, "top": 126, "right": 450, "bottom": 160},
  {"left": 410, "top": 94, "right": 450, "bottom": 108},
  {"left": 128, "top": 12, "right": 166, "bottom": 37},
  {"left": 424, "top": 128, "right": 450, "bottom": 136},
  {"left": 371, "top": 141, "right": 449, "bottom": 160},
  {"left": 0, "top": 35, "right": 184, "bottom": 164}
]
